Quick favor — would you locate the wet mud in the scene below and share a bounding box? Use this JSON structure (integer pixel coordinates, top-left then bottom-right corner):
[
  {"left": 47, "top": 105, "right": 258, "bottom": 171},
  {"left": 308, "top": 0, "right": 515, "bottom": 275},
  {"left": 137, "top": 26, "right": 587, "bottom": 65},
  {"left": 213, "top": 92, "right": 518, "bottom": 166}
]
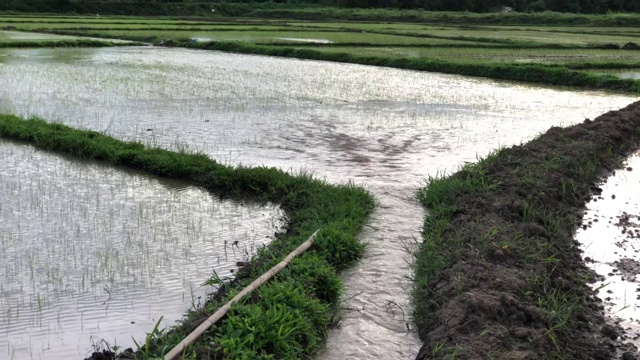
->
[
  {"left": 578, "top": 151, "right": 640, "bottom": 351},
  {"left": 415, "top": 101, "right": 640, "bottom": 359}
]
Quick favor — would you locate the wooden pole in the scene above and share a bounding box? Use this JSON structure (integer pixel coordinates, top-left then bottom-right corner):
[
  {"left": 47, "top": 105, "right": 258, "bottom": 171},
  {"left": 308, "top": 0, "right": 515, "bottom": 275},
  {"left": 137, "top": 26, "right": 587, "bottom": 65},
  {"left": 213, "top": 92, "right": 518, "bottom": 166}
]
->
[{"left": 164, "top": 230, "right": 320, "bottom": 360}]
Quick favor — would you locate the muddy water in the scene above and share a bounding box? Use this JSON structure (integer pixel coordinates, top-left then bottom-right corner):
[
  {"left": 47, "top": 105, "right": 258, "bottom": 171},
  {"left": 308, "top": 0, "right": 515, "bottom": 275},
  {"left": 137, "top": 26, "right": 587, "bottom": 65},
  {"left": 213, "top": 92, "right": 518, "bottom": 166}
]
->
[
  {"left": 0, "top": 46, "right": 636, "bottom": 359},
  {"left": 0, "top": 140, "right": 283, "bottom": 360},
  {"left": 577, "top": 152, "right": 640, "bottom": 347}
]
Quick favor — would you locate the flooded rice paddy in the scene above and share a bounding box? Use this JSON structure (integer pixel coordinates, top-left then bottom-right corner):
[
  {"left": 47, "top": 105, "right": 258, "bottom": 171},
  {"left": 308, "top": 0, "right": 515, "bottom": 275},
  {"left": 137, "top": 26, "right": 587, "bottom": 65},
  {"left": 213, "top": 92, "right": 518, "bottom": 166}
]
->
[
  {"left": 0, "top": 140, "right": 283, "bottom": 359},
  {"left": 0, "top": 30, "right": 133, "bottom": 44},
  {"left": 577, "top": 152, "right": 640, "bottom": 347},
  {"left": 0, "top": 30, "right": 80, "bottom": 41},
  {"left": 0, "top": 46, "right": 636, "bottom": 359}
]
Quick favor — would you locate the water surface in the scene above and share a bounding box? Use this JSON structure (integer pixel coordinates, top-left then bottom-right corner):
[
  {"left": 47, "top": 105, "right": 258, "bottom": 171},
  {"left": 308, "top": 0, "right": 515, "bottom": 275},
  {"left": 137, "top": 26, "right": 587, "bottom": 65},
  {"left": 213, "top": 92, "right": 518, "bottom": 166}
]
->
[
  {"left": 576, "top": 152, "right": 640, "bottom": 347},
  {"left": 591, "top": 69, "right": 640, "bottom": 80},
  {"left": 0, "top": 46, "right": 635, "bottom": 359}
]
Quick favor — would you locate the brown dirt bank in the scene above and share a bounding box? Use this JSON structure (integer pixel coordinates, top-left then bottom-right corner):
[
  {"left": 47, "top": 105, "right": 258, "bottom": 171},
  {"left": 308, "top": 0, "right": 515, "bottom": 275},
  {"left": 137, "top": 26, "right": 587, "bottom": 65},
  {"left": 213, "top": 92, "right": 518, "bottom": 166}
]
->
[{"left": 414, "top": 101, "right": 640, "bottom": 359}]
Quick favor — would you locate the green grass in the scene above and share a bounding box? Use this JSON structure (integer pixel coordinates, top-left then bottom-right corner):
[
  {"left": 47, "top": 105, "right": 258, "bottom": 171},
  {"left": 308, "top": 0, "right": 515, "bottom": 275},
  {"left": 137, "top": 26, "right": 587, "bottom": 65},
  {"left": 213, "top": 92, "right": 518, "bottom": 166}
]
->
[
  {"left": 301, "top": 46, "right": 640, "bottom": 67},
  {"left": 283, "top": 22, "right": 640, "bottom": 45},
  {"left": 1, "top": 22, "right": 308, "bottom": 31},
  {"left": 248, "top": 8, "right": 640, "bottom": 26},
  {"left": 36, "top": 28, "right": 491, "bottom": 46},
  {"left": 386, "top": 27, "right": 640, "bottom": 45},
  {"left": 413, "top": 102, "right": 640, "bottom": 358},
  {"left": 0, "top": 114, "right": 374, "bottom": 359}
]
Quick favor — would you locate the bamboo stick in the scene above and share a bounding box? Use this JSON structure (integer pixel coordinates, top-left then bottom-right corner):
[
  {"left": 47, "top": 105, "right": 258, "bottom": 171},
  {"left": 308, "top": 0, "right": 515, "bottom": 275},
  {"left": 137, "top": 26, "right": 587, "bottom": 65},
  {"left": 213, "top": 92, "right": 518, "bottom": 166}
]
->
[{"left": 164, "top": 229, "right": 320, "bottom": 360}]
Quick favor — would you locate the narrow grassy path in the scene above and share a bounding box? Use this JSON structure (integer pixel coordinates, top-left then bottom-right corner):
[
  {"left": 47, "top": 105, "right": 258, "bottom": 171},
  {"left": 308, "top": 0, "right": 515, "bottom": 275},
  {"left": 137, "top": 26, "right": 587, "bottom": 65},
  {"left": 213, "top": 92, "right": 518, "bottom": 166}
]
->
[{"left": 30, "top": 29, "right": 640, "bottom": 94}]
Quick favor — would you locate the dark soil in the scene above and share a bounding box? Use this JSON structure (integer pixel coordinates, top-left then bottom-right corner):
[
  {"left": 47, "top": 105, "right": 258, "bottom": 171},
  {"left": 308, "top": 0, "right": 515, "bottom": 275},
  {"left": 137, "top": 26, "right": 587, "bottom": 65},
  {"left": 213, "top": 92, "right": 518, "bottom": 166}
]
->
[
  {"left": 415, "top": 101, "right": 640, "bottom": 359},
  {"left": 622, "top": 42, "right": 640, "bottom": 50},
  {"left": 611, "top": 258, "right": 640, "bottom": 282}
]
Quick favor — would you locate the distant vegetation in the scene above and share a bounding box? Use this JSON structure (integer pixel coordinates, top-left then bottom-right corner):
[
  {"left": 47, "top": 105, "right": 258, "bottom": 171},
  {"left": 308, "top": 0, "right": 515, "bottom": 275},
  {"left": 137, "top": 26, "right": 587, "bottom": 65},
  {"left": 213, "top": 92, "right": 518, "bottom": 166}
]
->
[{"left": 0, "top": 0, "right": 638, "bottom": 17}]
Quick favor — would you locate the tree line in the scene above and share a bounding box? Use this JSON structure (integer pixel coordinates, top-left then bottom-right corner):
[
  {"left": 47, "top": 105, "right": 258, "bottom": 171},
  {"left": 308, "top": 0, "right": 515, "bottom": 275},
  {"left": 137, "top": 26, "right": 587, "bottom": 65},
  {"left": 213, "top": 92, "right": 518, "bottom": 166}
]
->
[{"left": 0, "top": 0, "right": 638, "bottom": 15}]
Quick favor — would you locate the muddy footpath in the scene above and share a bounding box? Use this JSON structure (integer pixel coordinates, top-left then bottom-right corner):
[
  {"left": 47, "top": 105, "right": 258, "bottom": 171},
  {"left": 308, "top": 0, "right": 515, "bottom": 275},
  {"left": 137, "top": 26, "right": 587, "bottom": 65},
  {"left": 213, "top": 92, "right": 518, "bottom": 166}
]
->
[{"left": 415, "top": 101, "right": 640, "bottom": 359}]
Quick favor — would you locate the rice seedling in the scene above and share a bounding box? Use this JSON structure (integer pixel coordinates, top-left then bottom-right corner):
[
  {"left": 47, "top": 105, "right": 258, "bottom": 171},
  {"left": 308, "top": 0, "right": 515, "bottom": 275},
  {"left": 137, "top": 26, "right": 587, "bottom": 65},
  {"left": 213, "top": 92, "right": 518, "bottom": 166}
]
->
[{"left": 0, "top": 137, "right": 286, "bottom": 359}]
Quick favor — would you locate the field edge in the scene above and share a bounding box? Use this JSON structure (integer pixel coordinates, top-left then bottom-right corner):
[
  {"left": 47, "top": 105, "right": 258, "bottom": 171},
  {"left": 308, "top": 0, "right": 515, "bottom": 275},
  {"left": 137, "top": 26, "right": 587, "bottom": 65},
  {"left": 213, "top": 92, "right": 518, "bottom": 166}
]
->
[
  {"left": 0, "top": 114, "right": 375, "bottom": 359},
  {"left": 413, "top": 101, "right": 640, "bottom": 359}
]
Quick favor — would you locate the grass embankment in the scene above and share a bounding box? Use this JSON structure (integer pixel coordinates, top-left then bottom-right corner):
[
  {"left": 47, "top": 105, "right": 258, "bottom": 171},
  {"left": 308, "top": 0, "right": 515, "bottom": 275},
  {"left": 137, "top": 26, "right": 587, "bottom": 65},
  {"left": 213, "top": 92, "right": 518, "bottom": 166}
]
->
[
  {"left": 0, "top": 39, "right": 143, "bottom": 48},
  {"left": 170, "top": 40, "right": 640, "bottom": 93},
  {"left": 413, "top": 101, "right": 640, "bottom": 359},
  {"left": 0, "top": 114, "right": 374, "bottom": 359}
]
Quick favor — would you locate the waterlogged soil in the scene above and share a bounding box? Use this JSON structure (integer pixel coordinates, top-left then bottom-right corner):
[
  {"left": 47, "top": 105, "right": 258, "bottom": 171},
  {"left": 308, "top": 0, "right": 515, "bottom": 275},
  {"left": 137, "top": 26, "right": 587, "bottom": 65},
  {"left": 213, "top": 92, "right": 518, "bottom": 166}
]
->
[
  {"left": 0, "top": 46, "right": 636, "bottom": 359},
  {"left": 0, "top": 140, "right": 283, "bottom": 360},
  {"left": 578, "top": 152, "right": 640, "bottom": 349},
  {"left": 0, "top": 30, "right": 80, "bottom": 41},
  {"left": 415, "top": 103, "right": 640, "bottom": 359}
]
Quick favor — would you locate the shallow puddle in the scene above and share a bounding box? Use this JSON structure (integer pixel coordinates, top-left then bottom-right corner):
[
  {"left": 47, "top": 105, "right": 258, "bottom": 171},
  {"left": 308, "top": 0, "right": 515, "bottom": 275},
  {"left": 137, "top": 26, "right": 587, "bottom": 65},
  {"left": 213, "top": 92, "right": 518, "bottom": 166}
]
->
[
  {"left": 0, "top": 47, "right": 636, "bottom": 359},
  {"left": 0, "top": 140, "right": 283, "bottom": 360},
  {"left": 577, "top": 152, "right": 640, "bottom": 347},
  {"left": 619, "top": 72, "right": 640, "bottom": 80}
]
